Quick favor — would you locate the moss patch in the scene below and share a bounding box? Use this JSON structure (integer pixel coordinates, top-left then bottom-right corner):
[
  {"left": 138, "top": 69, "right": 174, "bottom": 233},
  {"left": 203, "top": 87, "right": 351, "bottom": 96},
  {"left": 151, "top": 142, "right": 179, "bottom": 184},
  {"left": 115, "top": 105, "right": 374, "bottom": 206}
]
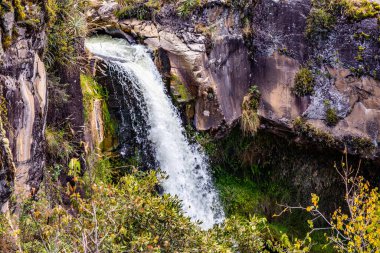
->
[
  {"left": 170, "top": 74, "right": 193, "bottom": 102},
  {"left": 335, "top": 0, "right": 380, "bottom": 21},
  {"left": 80, "top": 74, "right": 118, "bottom": 151},
  {"left": 115, "top": 3, "right": 152, "bottom": 20}
]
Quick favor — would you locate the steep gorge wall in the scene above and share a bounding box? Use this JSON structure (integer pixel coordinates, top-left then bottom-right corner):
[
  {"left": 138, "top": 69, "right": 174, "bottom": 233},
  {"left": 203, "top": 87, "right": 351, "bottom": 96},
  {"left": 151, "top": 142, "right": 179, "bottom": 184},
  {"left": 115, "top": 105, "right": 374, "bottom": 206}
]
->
[{"left": 0, "top": 3, "right": 47, "bottom": 209}]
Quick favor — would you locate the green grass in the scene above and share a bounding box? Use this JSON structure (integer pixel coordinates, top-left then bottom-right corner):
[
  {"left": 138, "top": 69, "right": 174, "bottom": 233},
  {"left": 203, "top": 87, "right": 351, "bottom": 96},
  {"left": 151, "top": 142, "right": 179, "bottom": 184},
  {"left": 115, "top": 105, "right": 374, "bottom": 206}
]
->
[
  {"left": 215, "top": 172, "right": 262, "bottom": 217},
  {"left": 215, "top": 170, "right": 335, "bottom": 252}
]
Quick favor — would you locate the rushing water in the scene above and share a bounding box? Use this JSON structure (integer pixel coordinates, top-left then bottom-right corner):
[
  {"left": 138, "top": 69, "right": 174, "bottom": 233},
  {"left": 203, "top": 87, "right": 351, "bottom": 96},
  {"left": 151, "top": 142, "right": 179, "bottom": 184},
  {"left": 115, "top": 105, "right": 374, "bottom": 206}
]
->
[{"left": 85, "top": 35, "right": 224, "bottom": 229}]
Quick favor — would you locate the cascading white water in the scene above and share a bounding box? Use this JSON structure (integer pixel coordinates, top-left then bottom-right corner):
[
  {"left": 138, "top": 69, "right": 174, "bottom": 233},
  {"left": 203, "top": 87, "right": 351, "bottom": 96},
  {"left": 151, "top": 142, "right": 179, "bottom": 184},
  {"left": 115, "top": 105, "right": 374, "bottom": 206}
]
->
[{"left": 85, "top": 35, "right": 224, "bottom": 229}]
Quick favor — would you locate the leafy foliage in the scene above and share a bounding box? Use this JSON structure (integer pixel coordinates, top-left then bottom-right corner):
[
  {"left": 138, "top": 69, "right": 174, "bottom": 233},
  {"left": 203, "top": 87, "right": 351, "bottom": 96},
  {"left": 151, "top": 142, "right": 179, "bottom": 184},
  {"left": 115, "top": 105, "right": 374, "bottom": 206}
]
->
[
  {"left": 44, "top": 0, "right": 88, "bottom": 68},
  {"left": 45, "top": 127, "right": 75, "bottom": 164},
  {"left": 177, "top": 0, "right": 203, "bottom": 17},
  {"left": 115, "top": 3, "right": 153, "bottom": 20},
  {"left": 293, "top": 68, "right": 315, "bottom": 97},
  {"left": 241, "top": 85, "right": 261, "bottom": 135},
  {"left": 281, "top": 154, "right": 380, "bottom": 252},
  {"left": 306, "top": 7, "right": 335, "bottom": 39},
  {"left": 0, "top": 168, "right": 311, "bottom": 253},
  {"left": 324, "top": 100, "right": 339, "bottom": 127}
]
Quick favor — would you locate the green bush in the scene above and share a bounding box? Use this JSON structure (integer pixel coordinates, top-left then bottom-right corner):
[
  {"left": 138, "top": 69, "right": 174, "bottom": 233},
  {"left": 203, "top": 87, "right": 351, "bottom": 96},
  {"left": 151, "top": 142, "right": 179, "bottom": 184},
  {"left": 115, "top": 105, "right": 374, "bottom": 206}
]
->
[
  {"left": 334, "top": 0, "right": 380, "bottom": 21},
  {"left": 305, "top": 8, "right": 335, "bottom": 39},
  {"left": 324, "top": 100, "right": 339, "bottom": 127},
  {"left": 0, "top": 169, "right": 312, "bottom": 252},
  {"left": 177, "top": 0, "right": 203, "bottom": 17},
  {"left": 293, "top": 68, "right": 315, "bottom": 96},
  {"left": 44, "top": 0, "right": 88, "bottom": 68},
  {"left": 241, "top": 85, "right": 261, "bottom": 135},
  {"left": 115, "top": 3, "right": 152, "bottom": 20},
  {"left": 45, "top": 127, "right": 75, "bottom": 163},
  {"left": 325, "top": 107, "right": 339, "bottom": 126}
]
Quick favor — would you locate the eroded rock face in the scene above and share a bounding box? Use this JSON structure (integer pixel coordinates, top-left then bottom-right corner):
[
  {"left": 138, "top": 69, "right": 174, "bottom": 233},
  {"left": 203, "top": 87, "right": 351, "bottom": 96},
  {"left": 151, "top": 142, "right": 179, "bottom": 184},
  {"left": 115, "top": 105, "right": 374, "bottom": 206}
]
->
[
  {"left": 89, "top": 2, "right": 254, "bottom": 130},
  {"left": 89, "top": 0, "right": 380, "bottom": 158},
  {"left": 0, "top": 17, "right": 47, "bottom": 208},
  {"left": 0, "top": 118, "right": 15, "bottom": 211},
  {"left": 250, "top": 0, "right": 380, "bottom": 157}
]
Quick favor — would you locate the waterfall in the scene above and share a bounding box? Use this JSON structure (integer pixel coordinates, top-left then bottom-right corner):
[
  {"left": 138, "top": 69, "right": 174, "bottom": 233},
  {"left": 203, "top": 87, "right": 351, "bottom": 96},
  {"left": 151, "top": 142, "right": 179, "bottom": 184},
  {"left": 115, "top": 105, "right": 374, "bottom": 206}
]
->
[{"left": 85, "top": 35, "right": 224, "bottom": 229}]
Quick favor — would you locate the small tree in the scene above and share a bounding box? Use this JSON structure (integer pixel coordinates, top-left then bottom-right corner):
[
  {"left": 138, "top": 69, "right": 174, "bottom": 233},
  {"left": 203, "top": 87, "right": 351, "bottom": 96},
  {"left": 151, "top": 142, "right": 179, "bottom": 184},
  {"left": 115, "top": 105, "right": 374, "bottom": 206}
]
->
[{"left": 280, "top": 151, "right": 380, "bottom": 252}]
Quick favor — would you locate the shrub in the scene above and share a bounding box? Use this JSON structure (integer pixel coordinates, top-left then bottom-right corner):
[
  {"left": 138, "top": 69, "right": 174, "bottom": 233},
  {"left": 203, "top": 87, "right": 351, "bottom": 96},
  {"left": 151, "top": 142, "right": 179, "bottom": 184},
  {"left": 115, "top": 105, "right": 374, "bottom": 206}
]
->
[
  {"left": 241, "top": 85, "right": 261, "bottom": 135},
  {"left": 0, "top": 167, "right": 312, "bottom": 252},
  {"left": 293, "top": 68, "right": 315, "bottom": 96},
  {"left": 325, "top": 107, "right": 339, "bottom": 126},
  {"left": 45, "top": 127, "right": 75, "bottom": 163},
  {"left": 283, "top": 156, "right": 380, "bottom": 252},
  {"left": 333, "top": 0, "right": 380, "bottom": 21},
  {"left": 177, "top": 0, "right": 203, "bottom": 17},
  {"left": 115, "top": 3, "right": 152, "bottom": 20},
  {"left": 324, "top": 100, "right": 339, "bottom": 126},
  {"left": 44, "top": 0, "right": 88, "bottom": 68},
  {"left": 305, "top": 8, "right": 335, "bottom": 39}
]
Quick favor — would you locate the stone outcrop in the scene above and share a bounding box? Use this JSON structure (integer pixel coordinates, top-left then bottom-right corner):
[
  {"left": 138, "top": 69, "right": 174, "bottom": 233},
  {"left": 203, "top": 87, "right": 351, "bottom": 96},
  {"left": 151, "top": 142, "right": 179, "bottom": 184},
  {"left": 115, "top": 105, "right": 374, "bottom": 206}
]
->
[
  {"left": 89, "top": 0, "right": 380, "bottom": 159},
  {"left": 0, "top": 7, "right": 47, "bottom": 209},
  {"left": 250, "top": 0, "right": 380, "bottom": 157},
  {"left": 89, "top": 1, "right": 254, "bottom": 130}
]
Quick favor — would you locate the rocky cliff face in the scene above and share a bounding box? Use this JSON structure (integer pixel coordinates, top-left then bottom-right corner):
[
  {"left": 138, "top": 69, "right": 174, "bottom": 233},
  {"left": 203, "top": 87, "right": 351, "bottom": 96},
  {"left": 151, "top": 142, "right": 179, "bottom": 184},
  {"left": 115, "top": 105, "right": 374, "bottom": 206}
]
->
[
  {"left": 89, "top": 0, "right": 380, "bottom": 159},
  {"left": 89, "top": 1, "right": 254, "bottom": 130},
  {"left": 0, "top": 5, "right": 47, "bottom": 209}
]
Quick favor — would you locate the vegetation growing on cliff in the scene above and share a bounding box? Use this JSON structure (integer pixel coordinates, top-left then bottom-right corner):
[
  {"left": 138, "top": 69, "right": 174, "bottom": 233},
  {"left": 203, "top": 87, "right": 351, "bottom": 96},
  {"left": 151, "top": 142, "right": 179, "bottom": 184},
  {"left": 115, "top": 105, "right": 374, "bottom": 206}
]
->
[
  {"left": 169, "top": 74, "right": 193, "bottom": 102},
  {"left": 44, "top": 0, "right": 88, "bottom": 68},
  {"left": 293, "top": 117, "right": 376, "bottom": 156},
  {"left": 115, "top": 0, "right": 205, "bottom": 18},
  {"left": 306, "top": 7, "right": 335, "bottom": 39},
  {"left": 305, "top": 0, "right": 380, "bottom": 43},
  {"left": 241, "top": 85, "right": 261, "bottom": 135},
  {"left": 324, "top": 100, "right": 339, "bottom": 127},
  {"left": 1, "top": 0, "right": 379, "bottom": 252},
  {"left": 80, "top": 74, "right": 117, "bottom": 151},
  {"left": 115, "top": 1, "right": 154, "bottom": 20},
  {"left": 198, "top": 125, "right": 380, "bottom": 252},
  {"left": 309, "top": 0, "right": 380, "bottom": 21},
  {"left": 335, "top": 0, "right": 380, "bottom": 21},
  {"left": 293, "top": 68, "right": 315, "bottom": 96}
]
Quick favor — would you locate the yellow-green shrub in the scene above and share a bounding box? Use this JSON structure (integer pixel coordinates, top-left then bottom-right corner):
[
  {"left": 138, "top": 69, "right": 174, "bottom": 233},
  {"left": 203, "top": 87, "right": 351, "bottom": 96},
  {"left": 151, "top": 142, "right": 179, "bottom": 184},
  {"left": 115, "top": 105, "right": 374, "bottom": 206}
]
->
[{"left": 293, "top": 68, "right": 315, "bottom": 96}]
